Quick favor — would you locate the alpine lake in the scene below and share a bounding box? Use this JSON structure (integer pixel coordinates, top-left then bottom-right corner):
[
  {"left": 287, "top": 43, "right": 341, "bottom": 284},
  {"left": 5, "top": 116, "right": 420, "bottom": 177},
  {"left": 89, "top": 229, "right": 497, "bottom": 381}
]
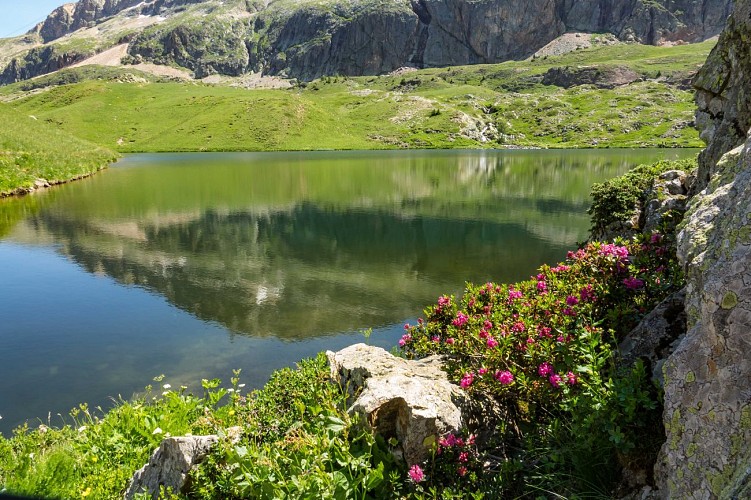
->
[{"left": 0, "top": 148, "right": 698, "bottom": 435}]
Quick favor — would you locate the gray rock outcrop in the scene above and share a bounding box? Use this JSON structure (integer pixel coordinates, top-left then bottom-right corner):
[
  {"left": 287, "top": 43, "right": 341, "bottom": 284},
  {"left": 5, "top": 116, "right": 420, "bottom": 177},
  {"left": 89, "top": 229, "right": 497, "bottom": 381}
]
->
[
  {"left": 124, "top": 435, "right": 219, "bottom": 499},
  {"left": 652, "top": 2, "right": 751, "bottom": 495},
  {"left": 327, "top": 343, "right": 467, "bottom": 465},
  {"left": 693, "top": 0, "right": 751, "bottom": 193}
]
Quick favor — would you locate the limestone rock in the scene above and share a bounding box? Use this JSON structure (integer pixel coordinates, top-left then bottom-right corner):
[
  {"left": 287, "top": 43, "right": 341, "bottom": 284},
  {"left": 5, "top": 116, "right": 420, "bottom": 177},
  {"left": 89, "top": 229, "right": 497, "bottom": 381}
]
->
[
  {"left": 642, "top": 169, "right": 690, "bottom": 234},
  {"left": 124, "top": 435, "right": 219, "bottom": 499},
  {"left": 656, "top": 135, "right": 751, "bottom": 497},
  {"left": 327, "top": 343, "right": 467, "bottom": 465}
]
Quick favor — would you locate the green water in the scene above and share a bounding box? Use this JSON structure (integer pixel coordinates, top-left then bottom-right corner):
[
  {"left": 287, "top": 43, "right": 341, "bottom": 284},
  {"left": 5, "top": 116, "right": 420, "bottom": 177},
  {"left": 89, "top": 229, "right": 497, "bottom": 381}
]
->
[{"left": 0, "top": 148, "right": 696, "bottom": 434}]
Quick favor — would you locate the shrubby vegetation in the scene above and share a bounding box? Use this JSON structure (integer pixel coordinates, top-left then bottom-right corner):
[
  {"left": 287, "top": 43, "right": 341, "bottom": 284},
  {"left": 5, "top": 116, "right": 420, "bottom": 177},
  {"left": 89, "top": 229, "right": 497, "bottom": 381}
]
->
[{"left": 0, "top": 160, "right": 689, "bottom": 498}]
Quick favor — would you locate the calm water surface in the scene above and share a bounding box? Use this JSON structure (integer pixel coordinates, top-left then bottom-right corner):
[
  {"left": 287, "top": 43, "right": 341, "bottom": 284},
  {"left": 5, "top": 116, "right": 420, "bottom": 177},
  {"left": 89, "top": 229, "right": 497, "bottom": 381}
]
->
[{"left": 0, "top": 149, "right": 697, "bottom": 434}]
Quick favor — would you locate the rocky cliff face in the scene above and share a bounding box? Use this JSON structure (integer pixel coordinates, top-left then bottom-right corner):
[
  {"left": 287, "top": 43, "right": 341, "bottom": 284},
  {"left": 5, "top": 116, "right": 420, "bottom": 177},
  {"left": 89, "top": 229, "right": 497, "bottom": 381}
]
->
[
  {"left": 0, "top": 0, "right": 735, "bottom": 84},
  {"left": 654, "top": 1, "right": 751, "bottom": 497}
]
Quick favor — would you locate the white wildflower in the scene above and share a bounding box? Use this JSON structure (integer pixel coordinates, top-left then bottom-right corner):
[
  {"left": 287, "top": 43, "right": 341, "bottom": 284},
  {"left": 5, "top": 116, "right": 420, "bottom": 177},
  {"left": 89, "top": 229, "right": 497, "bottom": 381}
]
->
[{"left": 152, "top": 427, "right": 163, "bottom": 435}]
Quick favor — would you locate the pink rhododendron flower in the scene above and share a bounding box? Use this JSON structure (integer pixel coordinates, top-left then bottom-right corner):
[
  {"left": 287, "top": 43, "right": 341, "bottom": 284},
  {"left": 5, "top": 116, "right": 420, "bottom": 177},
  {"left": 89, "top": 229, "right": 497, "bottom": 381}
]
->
[
  {"left": 562, "top": 307, "right": 575, "bottom": 316},
  {"left": 479, "top": 328, "right": 489, "bottom": 339},
  {"left": 538, "top": 326, "right": 552, "bottom": 338},
  {"left": 459, "top": 451, "right": 469, "bottom": 463},
  {"left": 484, "top": 320, "right": 493, "bottom": 330},
  {"left": 437, "top": 295, "right": 450, "bottom": 306},
  {"left": 457, "top": 466, "right": 468, "bottom": 477},
  {"left": 452, "top": 312, "right": 469, "bottom": 327},
  {"left": 408, "top": 464, "right": 425, "bottom": 483},
  {"left": 623, "top": 277, "right": 645, "bottom": 289},
  {"left": 599, "top": 243, "right": 629, "bottom": 259},
  {"left": 549, "top": 374, "right": 563, "bottom": 387},
  {"left": 404, "top": 323, "right": 410, "bottom": 330},
  {"left": 486, "top": 337, "right": 498, "bottom": 348},
  {"left": 478, "top": 367, "right": 488, "bottom": 376},
  {"left": 566, "top": 371, "right": 577, "bottom": 385},
  {"left": 511, "top": 321, "right": 525, "bottom": 333},
  {"left": 495, "top": 370, "right": 514, "bottom": 385},
  {"left": 651, "top": 233, "right": 662, "bottom": 244},
  {"left": 445, "top": 337, "right": 455, "bottom": 345},
  {"left": 566, "top": 295, "right": 579, "bottom": 306},
  {"left": 398, "top": 334, "right": 411, "bottom": 347},
  {"left": 432, "top": 336, "right": 440, "bottom": 343},
  {"left": 508, "top": 289, "right": 523, "bottom": 301},
  {"left": 579, "top": 284, "right": 595, "bottom": 302},
  {"left": 537, "top": 281, "right": 547, "bottom": 292},
  {"left": 538, "top": 362, "right": 553, "bottom": 377},
  {"left": 460, "top": 372, "right": 474, "bottom": 389}
]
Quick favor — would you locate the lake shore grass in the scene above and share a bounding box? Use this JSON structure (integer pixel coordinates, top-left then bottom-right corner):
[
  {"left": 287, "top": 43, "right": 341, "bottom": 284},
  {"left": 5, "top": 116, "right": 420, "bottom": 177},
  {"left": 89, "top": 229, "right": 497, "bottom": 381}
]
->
[{"left": 0, "top": 102, "right": 118, "bottom": 197}]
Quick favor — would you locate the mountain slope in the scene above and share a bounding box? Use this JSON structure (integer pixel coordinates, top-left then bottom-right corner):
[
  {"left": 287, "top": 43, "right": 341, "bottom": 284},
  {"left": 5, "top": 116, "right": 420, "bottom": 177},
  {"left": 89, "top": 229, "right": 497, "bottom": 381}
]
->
[{"left": 0, "top": 0, "right": 733, "bottom": 84}]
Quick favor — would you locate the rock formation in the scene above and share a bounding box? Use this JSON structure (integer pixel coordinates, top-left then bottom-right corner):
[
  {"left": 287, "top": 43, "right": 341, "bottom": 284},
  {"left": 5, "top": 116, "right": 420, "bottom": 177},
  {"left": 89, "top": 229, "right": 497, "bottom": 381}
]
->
[
  {"left": 652, "top": 1, "right": 751, "bottom": 496},
  {"left": 0, "top": 0, "right": 735, "bottom": 84},
  {"left": 124, "top": 435, "right": 219, "bottom": 499},
  {"left": 327, "top": 343, "right": 468, "bottom": 465}
]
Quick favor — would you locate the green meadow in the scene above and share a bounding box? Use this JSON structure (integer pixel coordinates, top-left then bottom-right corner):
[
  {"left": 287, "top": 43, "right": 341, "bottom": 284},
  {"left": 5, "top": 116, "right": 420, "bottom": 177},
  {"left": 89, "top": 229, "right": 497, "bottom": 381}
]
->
[{"left": 0, "top": 38, "right": 711, "bottom": 193}]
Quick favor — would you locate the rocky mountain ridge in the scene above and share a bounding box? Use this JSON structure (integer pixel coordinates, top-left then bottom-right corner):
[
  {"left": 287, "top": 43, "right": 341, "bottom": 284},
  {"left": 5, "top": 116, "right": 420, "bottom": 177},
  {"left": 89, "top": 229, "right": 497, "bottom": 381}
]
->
[{"left": 0, "top": 0, "right": 734, "bottom": 84}]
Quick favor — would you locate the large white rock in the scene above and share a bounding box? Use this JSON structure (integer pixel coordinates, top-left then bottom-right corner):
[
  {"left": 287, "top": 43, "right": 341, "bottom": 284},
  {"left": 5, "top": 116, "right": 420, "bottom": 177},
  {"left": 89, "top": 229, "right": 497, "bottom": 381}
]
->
[{"left": 327, "top": 343, "right": 468, "bottom": 465}]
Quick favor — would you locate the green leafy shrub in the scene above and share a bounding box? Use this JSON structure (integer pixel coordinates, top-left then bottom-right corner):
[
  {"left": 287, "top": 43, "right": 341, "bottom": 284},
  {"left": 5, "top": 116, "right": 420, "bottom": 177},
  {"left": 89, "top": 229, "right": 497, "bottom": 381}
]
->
[{"left": 588, "top": 158, "right": 696, "bottom": 233}]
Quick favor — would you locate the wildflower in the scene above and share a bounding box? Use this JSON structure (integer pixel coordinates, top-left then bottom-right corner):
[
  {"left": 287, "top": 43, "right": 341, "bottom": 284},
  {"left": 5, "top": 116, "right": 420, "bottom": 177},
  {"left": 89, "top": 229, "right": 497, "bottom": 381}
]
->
[
  {"left": 445, "top": 337, "right": 455, "bottom": 345},
  {"left": 486, "top": 337, "right": 498, "bottom": 348},
  {"left": 495, "top": 370, "right": 514, "bottom": 385},
  {"left": 484, "top": 320, "right": 493, "bottom": 330},
  {"left": 566, "top": 371, "right": 577, "bottom": 385},
  {"left": 238, "top": 383, "right": 246, "bottom": 388},
  {"left": 78, "top": 426, "right": 87, "bottom": 433},
  {"left": 432, "top": 336, "right": 440, "bottom": 343},
  {"left": 538, "top": 362, "right": 553, "bottom": 377},
  {"left": 537, "top": 281, "right": 547, "bottom": 293},
  {"left": 403, "top": 323, "right": 410, "bottom": 330},
  {"left": 408, "top": 464, "right": 425, "bottom": 483},
  {"left": 599, "top": 243, "right": 629, "bottom": 259},
  {"left": 579, "top": 284, "right": 595, "bottom": 302},
  {"left": 562, "top": 307, "right": 575, "bottom": 316},
  {"left": 437, "top": 295, "right": 451, "bottom": 306},
  {"left": 549, "top": 374, "right": 563, "bottom": 388},
  {"left": 508, "top": 289, "right": 523, "bottom": 301},
  {"left": 538, "top": 326, "right": 552, "bottom": 338},
  {"left": 511, "top": 321, "right": 525, "bottom": 333},
  {"left": 459, "top": 451, "right": 469, "bottom": 463},
  {"left": 460, "top": 372, "right": 474, "bottom": 389},
  {"left": 162, "top": 383, "right": 171, "bottom": 389},
  {"left": 458, "top": 466, "right": 468, "bottom": 477},
  {"left": 82, "top": 487, "right": 92, "bottom": 498},
  {"left": 565, "top": 295, "right": 579, "bottom": 306},
  {"left": 152, "top": 427, "right": 163, "bottom": 435},
  {"left": 623, "top": 276, "right": 645, "bottom": 289},
  {"left": 479, "top": 328, "right": 489, "bottom": 339},
  {"left": 478, "top": 367, "right": 488, "bottom": 376},
  {"left": 536, "top": 273, "right": 546, "bottom": 281},
  {"left": 452, "top": 312, "right": 469, "bottom": 327},
  {"left": 398, "top": 333, "right": 412, "bottom": 347},
  {"left": 650, "top": 233, "right": 662, "bottom": 244}
]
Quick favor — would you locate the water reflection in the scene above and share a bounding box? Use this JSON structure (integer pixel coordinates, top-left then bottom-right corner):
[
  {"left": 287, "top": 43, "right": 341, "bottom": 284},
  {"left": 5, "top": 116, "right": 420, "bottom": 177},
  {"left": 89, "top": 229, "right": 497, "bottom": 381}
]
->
[{"left": 0, "top": 149, "right": 697, "bottom": 433}]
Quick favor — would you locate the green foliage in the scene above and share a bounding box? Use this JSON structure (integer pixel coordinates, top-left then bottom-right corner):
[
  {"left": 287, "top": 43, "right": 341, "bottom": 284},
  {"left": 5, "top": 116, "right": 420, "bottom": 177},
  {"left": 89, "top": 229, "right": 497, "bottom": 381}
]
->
[
  {"left": 189, "top": 353, "right": 404, "bottom": 499},
  {"left": 589, "top": 158, "right": 697, "bottom": 232}
]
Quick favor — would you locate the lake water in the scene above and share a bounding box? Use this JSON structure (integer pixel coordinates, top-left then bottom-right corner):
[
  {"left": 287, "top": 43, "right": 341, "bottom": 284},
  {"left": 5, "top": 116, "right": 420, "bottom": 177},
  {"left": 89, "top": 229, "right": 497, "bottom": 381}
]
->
[{"left": 0, "top": 149, "right": 697, "bottom": 435}]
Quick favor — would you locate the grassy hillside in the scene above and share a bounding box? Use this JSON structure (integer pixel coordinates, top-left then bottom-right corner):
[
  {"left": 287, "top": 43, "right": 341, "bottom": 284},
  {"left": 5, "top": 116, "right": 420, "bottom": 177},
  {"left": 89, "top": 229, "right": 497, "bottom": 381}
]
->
[
  {"left": 0, "top": 102, "right": 117, "bottom": 196},
  {"left": 0, "top": 39, "right": 712, "bottom": 155}
]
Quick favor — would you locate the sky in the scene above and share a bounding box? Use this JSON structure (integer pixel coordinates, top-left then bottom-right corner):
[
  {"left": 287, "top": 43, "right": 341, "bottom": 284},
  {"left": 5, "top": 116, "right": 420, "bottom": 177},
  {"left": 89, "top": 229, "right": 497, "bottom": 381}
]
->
[{"left": 0, "top": 1, "right": 72, "bottom": 38}]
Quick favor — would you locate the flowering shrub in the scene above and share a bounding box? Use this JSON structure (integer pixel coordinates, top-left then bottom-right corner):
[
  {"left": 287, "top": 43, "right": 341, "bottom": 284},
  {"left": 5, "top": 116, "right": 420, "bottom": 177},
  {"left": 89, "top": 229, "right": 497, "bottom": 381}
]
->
[
  {"left": 401, "top": 234, "right": 680, "bottom": 408},
  {"left": 400, "top": 232, "right": 682, "bottom": 492}
]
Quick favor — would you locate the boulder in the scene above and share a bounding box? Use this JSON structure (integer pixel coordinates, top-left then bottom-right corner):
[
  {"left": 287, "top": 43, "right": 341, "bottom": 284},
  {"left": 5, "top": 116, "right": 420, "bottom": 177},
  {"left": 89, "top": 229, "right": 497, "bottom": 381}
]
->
[{"left": 327, "top": 343, "right": 468, "bottom": 465}]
